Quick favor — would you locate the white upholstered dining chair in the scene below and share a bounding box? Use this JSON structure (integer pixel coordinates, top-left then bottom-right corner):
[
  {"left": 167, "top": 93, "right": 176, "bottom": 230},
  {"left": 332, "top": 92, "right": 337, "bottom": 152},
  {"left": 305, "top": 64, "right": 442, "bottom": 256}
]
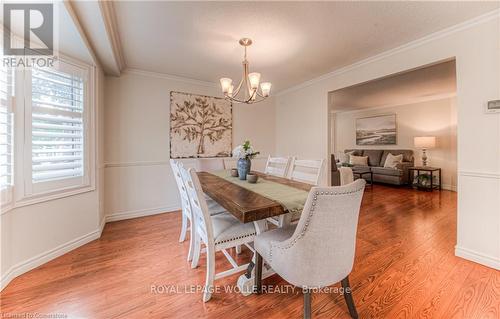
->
[
  {"left": 170, "top": 159, "right": 225, "bottom": 261},
  {"left": 254, "top": 179, "right": 366, "bottom": 319},
  {"left": 265, "top": 156, "right": 292, "bottom": 177},
  {"left": 180, "top": 166, "right": 257, "bottom": 302},
  {"left": 288, "top": 158, "right": 324, "bottom": 185},
  {"left": 339, "top": 167, "right": 354, "bottom": 185}
]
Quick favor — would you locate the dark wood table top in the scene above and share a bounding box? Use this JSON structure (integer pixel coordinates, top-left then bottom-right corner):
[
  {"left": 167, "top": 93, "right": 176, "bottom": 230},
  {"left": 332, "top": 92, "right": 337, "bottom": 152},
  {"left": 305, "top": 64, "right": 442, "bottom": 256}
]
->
[
  {"left": 197, "top": 171, "right": 312, "bottom": 223},
  {"left": 409, "top": 166, "right": 441, "bottom": 171}
]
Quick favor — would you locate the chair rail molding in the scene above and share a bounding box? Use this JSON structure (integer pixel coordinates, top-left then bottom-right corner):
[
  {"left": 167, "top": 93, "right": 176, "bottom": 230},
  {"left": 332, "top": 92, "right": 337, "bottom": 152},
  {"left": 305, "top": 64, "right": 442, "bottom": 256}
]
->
[
  {"left": 104, "top": 160, "right": 170, "bottom": 168},
  {"left": 458, "top": 170, "right": 500, "bottom": 179}
]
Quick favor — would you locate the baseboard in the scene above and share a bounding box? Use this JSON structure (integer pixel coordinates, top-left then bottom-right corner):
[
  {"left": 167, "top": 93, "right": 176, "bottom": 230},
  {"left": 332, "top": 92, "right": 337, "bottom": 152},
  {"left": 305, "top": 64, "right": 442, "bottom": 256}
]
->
[
  {"left": 0, "top": 226, "right": 102, "bottom": 291},
  {"left": 442, "top": 184, "right": 457, "bottom": 192},
  {"left": 105, "top": 205, "right": 180, "bottom": 223},
  {"left": 99, "top": 216, "right": 106, "bottom": 234},
  {"left": 455, "top": 246, "right": 500, "bottom": 270}
]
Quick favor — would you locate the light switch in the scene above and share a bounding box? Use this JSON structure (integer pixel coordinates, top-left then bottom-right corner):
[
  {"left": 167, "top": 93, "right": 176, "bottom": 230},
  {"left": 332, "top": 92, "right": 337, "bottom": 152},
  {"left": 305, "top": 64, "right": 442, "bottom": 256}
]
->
[{"left": 486, "top": 100, "right": 500, "bottom": 113}]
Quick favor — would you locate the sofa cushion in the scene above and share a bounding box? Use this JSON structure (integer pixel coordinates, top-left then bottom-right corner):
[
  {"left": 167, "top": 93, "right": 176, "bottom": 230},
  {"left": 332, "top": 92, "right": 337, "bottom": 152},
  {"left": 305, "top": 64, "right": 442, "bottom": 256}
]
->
[
  {"left": 371, "top": 166, "right": 403, "bottom": 177},
  {"left": 352, "top": 165, "right": 371, "bottom": 172},
  {"left": 363, "top": 150, "right": 384, "bottom": 166},
  {"left": 381, "top": 150, "right": 414, "bottom": 165},
  {"left": 350, "top": 155, "right": 368, "bottom": 166}
]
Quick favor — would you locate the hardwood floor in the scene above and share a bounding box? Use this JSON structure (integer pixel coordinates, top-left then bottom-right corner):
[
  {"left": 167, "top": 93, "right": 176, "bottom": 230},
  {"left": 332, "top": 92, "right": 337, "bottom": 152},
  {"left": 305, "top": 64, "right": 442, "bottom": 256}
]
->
[{"left": 1, "top": 186, "right": 498, "bottom": 318}]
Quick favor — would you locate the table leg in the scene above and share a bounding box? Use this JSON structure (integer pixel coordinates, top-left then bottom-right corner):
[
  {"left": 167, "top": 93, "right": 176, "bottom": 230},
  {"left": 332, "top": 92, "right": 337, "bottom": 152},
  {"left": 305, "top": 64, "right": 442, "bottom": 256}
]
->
[
  {"left": 237, "top": 219, "right": 273, "bottom": 296},
  {"left": 439, "top": 169, "right": 442, "bottom": 190},
  {"left": 430, "top": 171, "right": 433, "bottom": 192}
]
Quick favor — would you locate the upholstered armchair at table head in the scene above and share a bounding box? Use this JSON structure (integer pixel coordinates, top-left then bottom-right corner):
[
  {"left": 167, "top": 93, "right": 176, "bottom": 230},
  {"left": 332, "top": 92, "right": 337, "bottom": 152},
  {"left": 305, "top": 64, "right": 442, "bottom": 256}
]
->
[{"left": 254, "top": 179, "right": 366, "bottom": 319}]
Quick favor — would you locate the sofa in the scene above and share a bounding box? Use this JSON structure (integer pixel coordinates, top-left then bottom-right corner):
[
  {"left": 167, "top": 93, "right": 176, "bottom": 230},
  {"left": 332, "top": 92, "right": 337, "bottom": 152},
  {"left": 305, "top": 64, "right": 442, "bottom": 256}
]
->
[{"left": 343, "top": 149, "right": 414, "bottom": 185}]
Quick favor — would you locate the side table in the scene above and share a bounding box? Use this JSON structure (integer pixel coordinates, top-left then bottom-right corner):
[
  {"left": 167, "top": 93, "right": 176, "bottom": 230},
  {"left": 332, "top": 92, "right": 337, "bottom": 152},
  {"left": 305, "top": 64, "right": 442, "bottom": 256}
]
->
[{"left": 408, "top": 166, "right": 441, "bottom": 191}]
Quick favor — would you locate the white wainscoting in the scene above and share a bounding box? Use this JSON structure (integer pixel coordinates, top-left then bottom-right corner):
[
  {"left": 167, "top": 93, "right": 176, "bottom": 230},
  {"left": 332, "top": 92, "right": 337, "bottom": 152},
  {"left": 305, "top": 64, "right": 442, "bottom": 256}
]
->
[{"left": 455, "top": 170, "right": 500, "bottom": 270}]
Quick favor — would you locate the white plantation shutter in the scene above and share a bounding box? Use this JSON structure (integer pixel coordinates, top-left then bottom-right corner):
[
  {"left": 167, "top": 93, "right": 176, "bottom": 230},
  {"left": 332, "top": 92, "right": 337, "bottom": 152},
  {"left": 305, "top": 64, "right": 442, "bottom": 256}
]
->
[
  {"left": 31, "top": 67, "right": 85, "bottom": 183},
  {"left": 0, "top": 65, "right": 13, "bottom": 191}
]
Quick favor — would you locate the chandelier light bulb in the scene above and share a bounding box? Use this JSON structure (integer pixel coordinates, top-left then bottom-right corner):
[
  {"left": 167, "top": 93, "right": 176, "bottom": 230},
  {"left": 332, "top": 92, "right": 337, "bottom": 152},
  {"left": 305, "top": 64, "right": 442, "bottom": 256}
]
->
[
  {"left": 248, "top": 72, "right": 261, "bottom": 89},
  {"left": 220, "top": 78, "right": 233, "bottom": 94},
  {"left": 260, "top": 82, "right": 272, "bottom": 97}
]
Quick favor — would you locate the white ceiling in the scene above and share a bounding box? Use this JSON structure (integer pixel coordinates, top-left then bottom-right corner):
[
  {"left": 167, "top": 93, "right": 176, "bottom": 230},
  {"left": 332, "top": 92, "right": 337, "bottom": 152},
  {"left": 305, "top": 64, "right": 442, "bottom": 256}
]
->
[
  {"left": 111, "top": 1, "right": 499, "bottom": 92},
  {"left": 330, "top": 60, "right": 457, "bottom": 112}
]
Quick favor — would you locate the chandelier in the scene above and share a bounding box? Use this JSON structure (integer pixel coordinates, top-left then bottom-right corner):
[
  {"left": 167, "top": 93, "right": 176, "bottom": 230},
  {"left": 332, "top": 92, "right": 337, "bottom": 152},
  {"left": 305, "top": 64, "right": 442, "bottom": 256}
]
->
[{"left": 219, "top": 38, "right": 272, "bottom": 104}]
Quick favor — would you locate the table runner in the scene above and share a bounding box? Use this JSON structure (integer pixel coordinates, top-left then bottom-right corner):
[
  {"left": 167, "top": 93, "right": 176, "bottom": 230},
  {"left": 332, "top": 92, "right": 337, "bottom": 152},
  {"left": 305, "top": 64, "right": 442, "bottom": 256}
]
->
[{"left": 211, "top": 170, "right": 309, "bottom": 214}]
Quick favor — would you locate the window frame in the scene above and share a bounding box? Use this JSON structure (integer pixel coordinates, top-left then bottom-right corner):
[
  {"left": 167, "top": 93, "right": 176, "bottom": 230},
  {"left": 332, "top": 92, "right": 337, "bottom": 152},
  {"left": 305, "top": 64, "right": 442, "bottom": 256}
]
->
[
  {"left": 0, "top": 65, "right": 14, "bottom": 208},
  {"left": 12, "top": 55, "right": 96, "bottom": 207}
]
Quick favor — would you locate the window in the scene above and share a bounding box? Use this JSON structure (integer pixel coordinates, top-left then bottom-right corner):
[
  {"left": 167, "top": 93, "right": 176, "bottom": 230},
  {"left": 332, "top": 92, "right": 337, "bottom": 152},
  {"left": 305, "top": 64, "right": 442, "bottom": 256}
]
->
[
  {"left": 0, "top": 64, "right": 13, "bottom": 203},
  {"left": 31, "top": 67, "right": 84, "bottom": 183},
  {"left": 21, "top": 59, "right": 93, "bottom": 199}
]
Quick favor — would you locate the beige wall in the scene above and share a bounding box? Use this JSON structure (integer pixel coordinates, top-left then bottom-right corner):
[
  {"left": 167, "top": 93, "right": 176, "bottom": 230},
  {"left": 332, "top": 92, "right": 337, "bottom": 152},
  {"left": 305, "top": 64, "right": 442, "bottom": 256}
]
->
[
  {"left": 334, "top": 97, "right": 457, "bottom": 190},
  {"left": 276, "top": 14, "right": 500, "bottom": 269},
  {"left": 103, "top": 70, "right": 276, "bottom": 220}
]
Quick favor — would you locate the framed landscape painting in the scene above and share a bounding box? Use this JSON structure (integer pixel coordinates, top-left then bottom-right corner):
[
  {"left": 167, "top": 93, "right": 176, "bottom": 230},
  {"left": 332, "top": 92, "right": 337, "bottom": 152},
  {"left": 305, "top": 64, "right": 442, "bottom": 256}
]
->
[
  {"left": 356, "top": 114, "right": 397, "bottom": 145},
  {"left": 170, "top": 91, "right": 232, "bottom": 158}
]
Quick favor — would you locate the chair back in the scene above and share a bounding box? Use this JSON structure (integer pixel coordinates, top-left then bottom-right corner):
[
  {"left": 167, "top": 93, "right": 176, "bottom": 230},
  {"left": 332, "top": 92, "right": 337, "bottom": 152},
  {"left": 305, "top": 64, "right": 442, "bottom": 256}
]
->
[
  {"left": 288, "top": 158, "right": 324, "bottom": 185},
  {"left": 264, "top": 156, "right": 291, "bottom": 177},
  {"left": 196, "top": 158, "right": 225, "bottom": 172},
  {"left": 170, "top": 159, "right": 191, "bottom": 219},
  {"left": 339, "top": 167, "right": 354, "bottom": 185},
  {"left": 273, "top": 179, "right": 365, "bottom": 288},
  {"left": 179, "top": 165, "right": 214, "bottom": 245}
]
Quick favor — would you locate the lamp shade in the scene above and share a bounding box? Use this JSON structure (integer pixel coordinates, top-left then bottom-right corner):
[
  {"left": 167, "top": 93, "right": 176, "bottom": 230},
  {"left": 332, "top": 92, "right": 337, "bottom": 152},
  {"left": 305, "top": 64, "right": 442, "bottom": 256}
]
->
[{"left": 414, "top": 136, "right": 436, "bottom": 149}]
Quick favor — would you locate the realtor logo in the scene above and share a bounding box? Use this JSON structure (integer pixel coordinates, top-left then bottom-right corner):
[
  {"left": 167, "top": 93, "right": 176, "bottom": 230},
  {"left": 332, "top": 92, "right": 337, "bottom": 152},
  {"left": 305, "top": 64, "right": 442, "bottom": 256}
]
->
[{"left": 3, "top": 3, "right": 54, "bottom": 56}]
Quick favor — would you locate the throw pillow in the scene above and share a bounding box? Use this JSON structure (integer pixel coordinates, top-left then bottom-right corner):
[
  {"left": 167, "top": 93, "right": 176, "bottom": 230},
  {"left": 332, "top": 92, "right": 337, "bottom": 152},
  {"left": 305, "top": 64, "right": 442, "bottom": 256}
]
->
[
  {"left": 350, "top": 155, "right": 368, "bottom": 166},
  {"left": 384, "top": 153, "right": 403, "bottom": 168},
  {"left": 344, "top": 151, "right": 355, "bottom": 163}
]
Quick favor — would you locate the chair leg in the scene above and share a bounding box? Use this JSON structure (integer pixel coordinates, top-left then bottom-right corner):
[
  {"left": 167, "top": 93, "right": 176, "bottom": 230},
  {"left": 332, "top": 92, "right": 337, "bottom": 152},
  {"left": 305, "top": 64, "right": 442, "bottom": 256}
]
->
[
  {"left": 187, "top": 219, "right": 195, "bottom": 262},
  {"left": 254, "top": 253, "right": 263, "bottom": 294},
  {"left": 179, "top": 211, "right": 187, "bottom": 242},
  {"left": 341, "top": 276, "right": 359, "bottom": 319},
  {"left": 203, "top": 244, "right": 215, "bottom": 302},
  {"left": 303, "top": 289, "right": 312, "bottom": 319},
  {"left": 191, "top": 235, "right": 201, "bottom": 269}
]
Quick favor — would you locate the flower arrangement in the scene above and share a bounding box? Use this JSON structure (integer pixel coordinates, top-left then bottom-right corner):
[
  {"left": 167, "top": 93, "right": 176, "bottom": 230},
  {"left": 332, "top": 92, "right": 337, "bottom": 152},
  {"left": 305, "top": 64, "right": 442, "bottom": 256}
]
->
[{"left": 232, "top": 140, "right": 260, "bottom": 160}]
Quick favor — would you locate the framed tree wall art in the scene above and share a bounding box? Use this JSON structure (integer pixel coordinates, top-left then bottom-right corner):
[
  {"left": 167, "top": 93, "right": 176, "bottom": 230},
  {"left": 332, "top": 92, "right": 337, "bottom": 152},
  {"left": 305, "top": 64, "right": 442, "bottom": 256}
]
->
[{"left": 170, "top": 91, "right": 232, "bottom": 158}]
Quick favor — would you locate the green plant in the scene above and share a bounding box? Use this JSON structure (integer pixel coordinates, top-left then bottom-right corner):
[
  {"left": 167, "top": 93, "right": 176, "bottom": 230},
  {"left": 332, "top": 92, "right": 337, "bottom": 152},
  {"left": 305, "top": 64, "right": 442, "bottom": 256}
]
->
[{"left": 414, "top": 174, "right": 432, "bottom": 188}]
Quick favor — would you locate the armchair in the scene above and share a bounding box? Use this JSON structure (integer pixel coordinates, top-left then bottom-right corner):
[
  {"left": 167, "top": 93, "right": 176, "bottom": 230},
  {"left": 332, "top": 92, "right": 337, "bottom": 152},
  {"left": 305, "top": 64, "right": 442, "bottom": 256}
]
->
[{"left": 254, "top": 179, "right": 366, "bottom": 318}]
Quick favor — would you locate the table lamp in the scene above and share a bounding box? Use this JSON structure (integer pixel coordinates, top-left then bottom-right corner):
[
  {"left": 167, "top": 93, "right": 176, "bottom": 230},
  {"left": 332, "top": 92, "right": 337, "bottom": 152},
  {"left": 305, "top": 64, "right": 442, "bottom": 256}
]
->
[{"left": 414, "top": 136, "right": 436, "bottom": 166}]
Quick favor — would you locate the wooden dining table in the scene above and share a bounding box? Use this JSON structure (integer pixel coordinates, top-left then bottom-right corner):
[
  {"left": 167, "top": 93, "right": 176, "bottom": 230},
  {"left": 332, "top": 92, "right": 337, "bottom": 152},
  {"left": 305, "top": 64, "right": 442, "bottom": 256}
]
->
[
  {"left": 197, "top": 171, "right": 312, "bottom": 223},
  {"left": 196, "top": 170, "right": 313, "bottom": 294}
]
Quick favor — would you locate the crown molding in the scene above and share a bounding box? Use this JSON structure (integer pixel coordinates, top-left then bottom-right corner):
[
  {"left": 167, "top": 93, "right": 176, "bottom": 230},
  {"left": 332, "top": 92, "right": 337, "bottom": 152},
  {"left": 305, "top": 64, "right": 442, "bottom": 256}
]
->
[
  {"left": 332, "top": 92, "right": 457, "bottom": 114},
  {"left": 99, "top": 0, "right": 125, "bottom": 74},
  {"left": 123, "top": 68, "right": 219, "bottom": 88},
  {"left": 277, "top": 9, "right": 500, "bottom": 97}
]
